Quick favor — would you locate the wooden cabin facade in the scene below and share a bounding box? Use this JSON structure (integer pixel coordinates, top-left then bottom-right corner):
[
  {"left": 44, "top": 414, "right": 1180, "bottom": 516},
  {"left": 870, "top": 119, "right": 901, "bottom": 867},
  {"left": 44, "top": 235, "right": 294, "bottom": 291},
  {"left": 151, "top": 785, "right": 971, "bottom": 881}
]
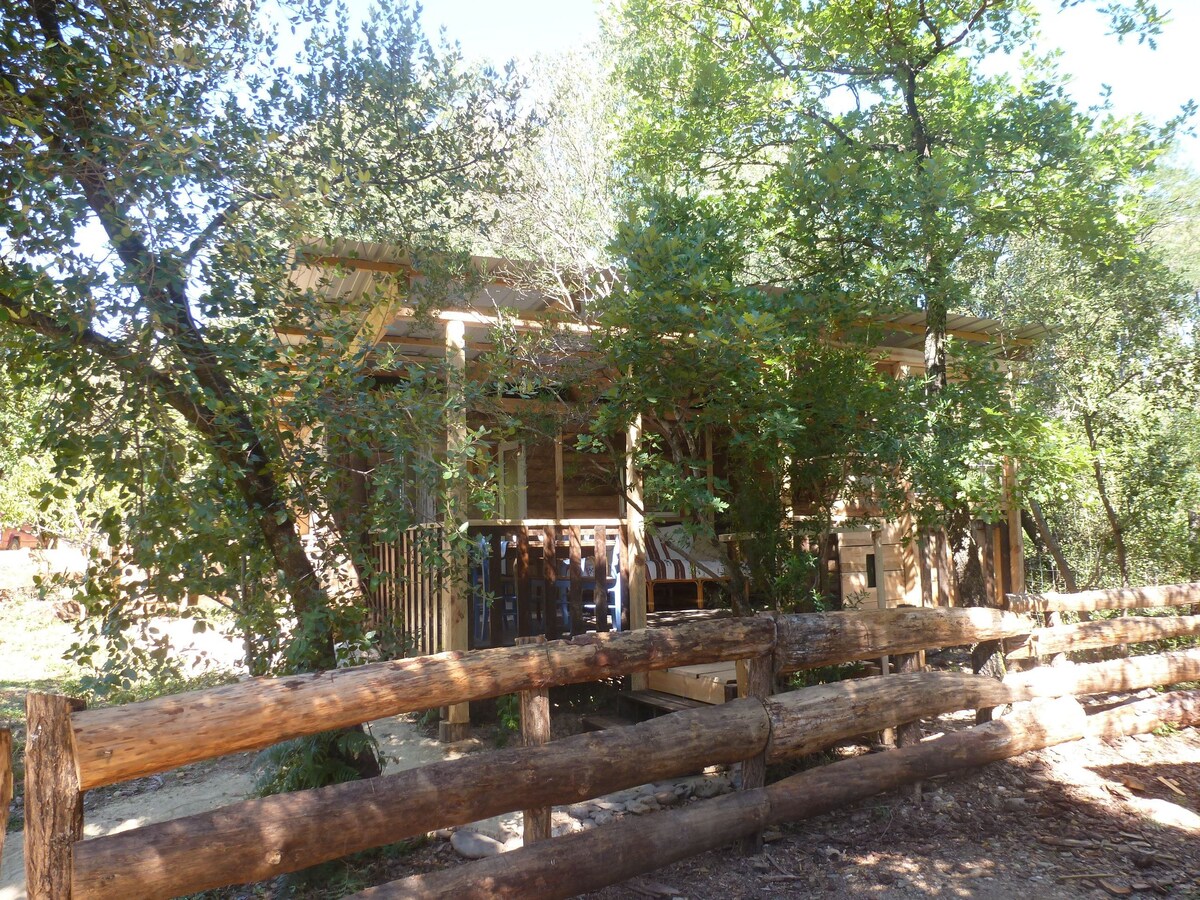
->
[{"left": 285, "top": 240, "right": 1040, "bottom": 738}]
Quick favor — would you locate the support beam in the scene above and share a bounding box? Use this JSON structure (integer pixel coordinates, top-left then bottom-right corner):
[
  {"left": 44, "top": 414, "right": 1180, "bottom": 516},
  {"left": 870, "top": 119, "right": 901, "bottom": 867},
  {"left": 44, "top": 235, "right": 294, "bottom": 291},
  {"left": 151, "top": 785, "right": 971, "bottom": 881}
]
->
[
  {"left": 441, "top": 318, "right": 471, "bottom": 741},
  {"left": 515, "top": 636, "right": 551, "bottom": 844},
  {"left": 626, "top": 413, "right": 648, "bottom": 687}
]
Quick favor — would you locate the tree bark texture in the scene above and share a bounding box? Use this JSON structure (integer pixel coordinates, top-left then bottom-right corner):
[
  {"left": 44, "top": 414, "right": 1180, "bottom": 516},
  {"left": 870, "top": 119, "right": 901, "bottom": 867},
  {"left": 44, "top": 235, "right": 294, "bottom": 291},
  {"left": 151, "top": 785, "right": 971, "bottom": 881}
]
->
[
  {"left": 1007, "top": 582, "right": 1200, "bottom": 615},
  {"left": 356, "top": 691, "right": 1200, "bottom": 899},
  {"left": 70, "top": 616, "right": 778, "bottom": 791},
  {"left": 774, "top": 607, "right": 1031, "bottom": 674},
  {"left": 25, "top": 693, "right": 85, "bottom": 900},
  {"left": 0, "top": 729, "right": 11, "bottom": 861},
  {"left": 71, "top": 701, "right": 769, "bottom": 900},
  {"left": 65, "top": 658, "right": 1200, "bottom": 899},
  {"left": 1005, "top": 615, "right": 1200, "bottom": 660}
]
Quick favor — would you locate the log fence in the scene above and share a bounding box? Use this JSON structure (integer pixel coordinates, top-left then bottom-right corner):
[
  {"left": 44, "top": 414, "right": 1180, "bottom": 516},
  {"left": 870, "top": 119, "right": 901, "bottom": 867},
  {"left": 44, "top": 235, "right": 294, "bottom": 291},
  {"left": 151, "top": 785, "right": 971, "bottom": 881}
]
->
[{"left": 17, "top": 582, "right": 1200, "bottom": 899}]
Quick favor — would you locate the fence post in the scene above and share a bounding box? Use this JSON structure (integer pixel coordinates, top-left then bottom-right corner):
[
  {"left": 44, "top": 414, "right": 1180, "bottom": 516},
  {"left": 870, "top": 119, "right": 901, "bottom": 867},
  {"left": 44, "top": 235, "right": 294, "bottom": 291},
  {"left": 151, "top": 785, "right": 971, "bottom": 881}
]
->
[
  {"left": 25, "top": 693, "right": 85, "bottom": 900},
  {"left": 515, "top": 635, "right": 552, "bottom": 844},
  {"left": 0, "top": 728, "right": 12, "bottom": 860},
  {"left": 738, "top": 613, "right": 776, "bottom": 855}
]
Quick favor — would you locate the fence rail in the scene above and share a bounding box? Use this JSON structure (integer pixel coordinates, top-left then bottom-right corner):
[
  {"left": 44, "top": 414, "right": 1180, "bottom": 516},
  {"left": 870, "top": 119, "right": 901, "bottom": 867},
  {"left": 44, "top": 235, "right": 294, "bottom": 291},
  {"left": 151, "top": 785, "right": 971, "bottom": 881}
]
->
[{"left": 16, "top": 582, "right": 1200, "bottom": 899}]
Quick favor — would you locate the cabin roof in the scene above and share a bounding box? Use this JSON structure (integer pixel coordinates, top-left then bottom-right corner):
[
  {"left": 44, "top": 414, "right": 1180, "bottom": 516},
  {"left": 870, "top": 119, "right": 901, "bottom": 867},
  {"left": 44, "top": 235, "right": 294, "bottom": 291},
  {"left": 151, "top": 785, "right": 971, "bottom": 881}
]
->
[{"left": 285, "top": 238, "right": 1047, "bottom": 362}]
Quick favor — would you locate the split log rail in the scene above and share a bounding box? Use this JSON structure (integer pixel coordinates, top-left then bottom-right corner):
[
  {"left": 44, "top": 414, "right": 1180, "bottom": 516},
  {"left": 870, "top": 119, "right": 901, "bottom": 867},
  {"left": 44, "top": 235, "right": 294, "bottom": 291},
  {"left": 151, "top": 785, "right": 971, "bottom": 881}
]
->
[{"left": 17, "top": 582, "right": 1200, "bottom": 899}]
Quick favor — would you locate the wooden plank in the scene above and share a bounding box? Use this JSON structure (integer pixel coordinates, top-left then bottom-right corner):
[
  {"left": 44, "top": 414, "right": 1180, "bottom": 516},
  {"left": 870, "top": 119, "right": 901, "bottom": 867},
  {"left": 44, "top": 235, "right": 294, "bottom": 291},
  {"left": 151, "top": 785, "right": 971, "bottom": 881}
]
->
[
  {"left": 646, "top": 669, "right": 729, "bottom": 706},
  {"left": 25, "top": 693, "right": 85, "bottom": 900},
  {"left": 516, "top": 527, "right": 532, "bottom": 637},
  {"left": 542, "top": 525, "right": 559, "bottom": 640},
  {"left": 70, "top": 616, "right": 778, "bottom": 790},
  {"left": 595, "top": 524, "right": 609, "bottom": 632},
  {"left": 568, "top": 526, "right": 584, "bottom": 637},
  {"left": 515, "top": 636, "right": 551, "bottom": 845}
]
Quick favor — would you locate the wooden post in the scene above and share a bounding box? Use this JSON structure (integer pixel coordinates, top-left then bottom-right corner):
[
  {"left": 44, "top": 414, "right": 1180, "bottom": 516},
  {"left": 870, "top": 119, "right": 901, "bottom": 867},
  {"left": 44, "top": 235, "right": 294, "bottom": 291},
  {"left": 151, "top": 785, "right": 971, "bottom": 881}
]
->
[
  {"left": 542, "top": 525, "right": 559, "bottom": 639},
  {"left": 626, "top": 413, "right": 648, "bottom": 689},
  {"left": 0, "top": 728, "right": 12, "bottom": 860},
  {"left": 593, "top": 524, "right": 609, "bottom": 632},
  {"left": 515, "top": 636, "right": 551, "bottom": 844},
  {"left": 872, "top": 529, "right": 894, "bottom": 746},
  {"left": 1004, "top": 459, "right": 1025, "bottom": 596},
  {"left": 893, "top": 646, "right": 923, "bottom": 800},
  {"left": 738, "top": 647, "right": 774, "bottom": 855},
  {"left": 516, "top": 527, "right": 532, "bottom": 637},
  {"left": 554, "top": 431, "right": 565, "bottom": 520},
  {"left": 25, "top": 693, "right": 85, "bottom": 900},
  {"left": 917, "top": 530, "right": 933, "bottom": 607},
  {"left": 568, "top": 526, "right": 584, "bottom": 637},
  {"left": 441, "top": 319, "right": 471, "bottom": 742}
]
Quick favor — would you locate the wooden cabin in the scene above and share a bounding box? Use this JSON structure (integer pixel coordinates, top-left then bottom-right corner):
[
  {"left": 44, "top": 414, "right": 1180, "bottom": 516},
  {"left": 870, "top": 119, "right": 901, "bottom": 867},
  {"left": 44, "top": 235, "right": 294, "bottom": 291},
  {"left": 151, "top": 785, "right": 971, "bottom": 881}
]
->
[{"left": 285, "top": 239, "right": 1042, "bottom": 738}]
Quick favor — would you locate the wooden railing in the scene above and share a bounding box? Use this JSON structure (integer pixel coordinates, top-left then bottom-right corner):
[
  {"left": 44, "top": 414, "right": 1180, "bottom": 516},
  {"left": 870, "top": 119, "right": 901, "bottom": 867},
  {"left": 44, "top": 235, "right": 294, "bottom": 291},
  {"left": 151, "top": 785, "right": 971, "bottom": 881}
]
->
[
  {"left": 370, "top": 519, "right": 632, "bottom": 652},
  {"left": 15, "top": 583, "right": 1200, "bottom": 899},
  {"left": 369, "top": 524, "right": 447, "bottom": 656}
]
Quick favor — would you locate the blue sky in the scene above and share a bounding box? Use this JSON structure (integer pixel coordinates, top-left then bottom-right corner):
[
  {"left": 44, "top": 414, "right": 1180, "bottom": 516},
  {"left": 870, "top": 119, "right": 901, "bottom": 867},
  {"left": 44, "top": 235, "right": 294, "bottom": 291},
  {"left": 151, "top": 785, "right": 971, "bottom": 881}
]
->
[{"left": 413, "top": 0, "right": 1199, "bottom": 166}]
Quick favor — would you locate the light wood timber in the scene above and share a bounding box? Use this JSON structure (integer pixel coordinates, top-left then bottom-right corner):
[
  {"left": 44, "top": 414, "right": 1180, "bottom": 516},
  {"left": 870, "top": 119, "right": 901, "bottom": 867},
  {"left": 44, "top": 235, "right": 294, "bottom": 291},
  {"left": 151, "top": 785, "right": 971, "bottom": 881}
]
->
[
  {"left": 773, "top": 607, "right": 1032, "bottom": 674},
  {"left": 71, "top": 616, "right": 777, "bottom": 790},
  {"left": 593, "top": 524, "right": 608, "bottom": 632},
  {"left": 441, "top": 318, "right": 471, "bottom": 741},
  {"left": 626, "top": 412, "right": 648, "bottom": 689},
  {"left": 0, "top": 729, "right": 11, "bottom": 860},
  {"left": 568, "top": 527, "right": 584, "bottom": 636},
  {"left": 1005, "top": 615, "right": 1200, "bottom": 660},
  {"left": 1007, "top": 582, "right": 1200, "bottom": 615},
  {"left": 1004, "top": 649, "right": 1200, "bottom": 699},
  {"left": 70, "top": 701, "right": 769, "bottom": 900},
  {"left": 515, "top": 636, "right": 551, "bottom": 844},
  {"left": 25, "top": 693, "right": 85, "bottom": 900}
]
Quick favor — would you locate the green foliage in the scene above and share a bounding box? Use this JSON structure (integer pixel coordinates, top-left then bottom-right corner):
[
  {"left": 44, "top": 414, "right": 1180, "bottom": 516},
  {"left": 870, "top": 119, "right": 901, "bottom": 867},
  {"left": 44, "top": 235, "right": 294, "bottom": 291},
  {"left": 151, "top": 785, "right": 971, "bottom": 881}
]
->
[
  {"left": 493, "top": 693, "right": 522, "bottom": 747},
  {"left": 604, "top": 0, "right": 1185, "bottom": 601},
  {"left": 0, "top": 0, "right": 536, "bottom": 706},
  {"left": 253, "top": 727, "right": 383, "bottom": 798}
]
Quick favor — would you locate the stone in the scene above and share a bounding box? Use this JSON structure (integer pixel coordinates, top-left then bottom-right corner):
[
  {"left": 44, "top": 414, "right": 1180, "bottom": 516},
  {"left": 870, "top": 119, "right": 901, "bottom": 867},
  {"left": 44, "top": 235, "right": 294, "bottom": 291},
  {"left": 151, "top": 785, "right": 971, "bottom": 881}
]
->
[
  {"left": 656, "top": 790, "right": 681, "bottom": 807},
  {"left": 451, "top": 829, "right": 506, "bottom": 859},
  {"left": 593, "top": 810, "right": 615, "bottom": 826},
  {"left": 567, "top": 803, "right": 592, "bottom": 819}
]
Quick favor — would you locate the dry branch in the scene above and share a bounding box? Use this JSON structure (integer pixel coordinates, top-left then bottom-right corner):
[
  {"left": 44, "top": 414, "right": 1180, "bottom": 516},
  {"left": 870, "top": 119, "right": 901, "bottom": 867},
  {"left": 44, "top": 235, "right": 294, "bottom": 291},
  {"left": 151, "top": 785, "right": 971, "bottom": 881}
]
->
[
  {"left": 1008, "top": 582, "right": 1200, "bottom": 615},
  {"left": 72, "top": 616, "right": 777, "bottom": 790}
]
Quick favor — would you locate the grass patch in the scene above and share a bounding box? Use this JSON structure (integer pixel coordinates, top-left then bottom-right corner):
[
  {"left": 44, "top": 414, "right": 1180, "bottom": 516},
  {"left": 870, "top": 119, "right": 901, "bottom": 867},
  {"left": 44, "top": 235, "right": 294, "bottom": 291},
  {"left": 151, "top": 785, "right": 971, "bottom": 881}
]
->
[{"left": 1, "top": 588, "right": 238, "bottom": 832}]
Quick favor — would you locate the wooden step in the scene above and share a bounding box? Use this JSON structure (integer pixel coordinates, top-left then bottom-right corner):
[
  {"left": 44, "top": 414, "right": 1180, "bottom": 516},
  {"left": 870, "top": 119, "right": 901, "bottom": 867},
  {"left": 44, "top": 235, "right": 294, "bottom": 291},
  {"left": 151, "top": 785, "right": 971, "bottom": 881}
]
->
[
  {"left": 581, "top": 714, "right": 635, "bottom": 732},
  {"left": 619, "top": 689, "right": 710, "bottom": 722}
]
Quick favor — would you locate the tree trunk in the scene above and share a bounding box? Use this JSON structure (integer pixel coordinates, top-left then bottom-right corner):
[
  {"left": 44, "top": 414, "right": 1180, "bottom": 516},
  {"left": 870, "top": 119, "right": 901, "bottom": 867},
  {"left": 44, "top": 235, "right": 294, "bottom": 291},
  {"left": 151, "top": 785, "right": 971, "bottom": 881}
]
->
[{"left": 1081, "top": 410, "right": 1129, "bottom": 586}]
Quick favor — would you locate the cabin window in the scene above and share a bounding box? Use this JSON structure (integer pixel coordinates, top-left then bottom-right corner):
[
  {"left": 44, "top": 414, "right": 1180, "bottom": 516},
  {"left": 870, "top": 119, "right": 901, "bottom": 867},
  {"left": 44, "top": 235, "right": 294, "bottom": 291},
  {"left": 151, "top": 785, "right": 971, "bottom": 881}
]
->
[{"left": 866, "top": 554, "right": 877, "bottom": 588}]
